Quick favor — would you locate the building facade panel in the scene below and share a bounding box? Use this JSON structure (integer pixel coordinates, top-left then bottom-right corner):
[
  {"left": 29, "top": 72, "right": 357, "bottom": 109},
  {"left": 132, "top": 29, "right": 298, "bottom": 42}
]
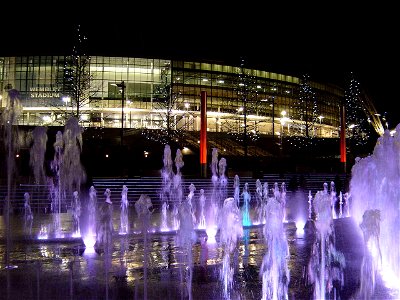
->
[{"left": 1, "top": 55, "right": 343, "bottom": 137}]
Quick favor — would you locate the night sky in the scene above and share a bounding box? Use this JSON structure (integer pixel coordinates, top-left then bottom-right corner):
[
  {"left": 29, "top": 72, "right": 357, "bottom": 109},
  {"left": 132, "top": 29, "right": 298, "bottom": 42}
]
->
[{"left": 2, "top": 4, "right": 399, "bottom": 128}]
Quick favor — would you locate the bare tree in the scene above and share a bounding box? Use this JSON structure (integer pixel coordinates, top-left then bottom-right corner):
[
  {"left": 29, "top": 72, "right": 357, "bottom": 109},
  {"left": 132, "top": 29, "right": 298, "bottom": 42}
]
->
[
  {"left": 56, "top": 25, "right": 101, "bottom": 123},
  {"left": 286, "top": 74, "right": 319, "bottom": 148},
  {"left": 142, "top": 63, "right": 194, "bottom": 144},
  {"left": 222, "top": 58, "right": 263, "bottom": 156},
  {"left": 345, "top": 73, "right": 377, "bottom": 149}
]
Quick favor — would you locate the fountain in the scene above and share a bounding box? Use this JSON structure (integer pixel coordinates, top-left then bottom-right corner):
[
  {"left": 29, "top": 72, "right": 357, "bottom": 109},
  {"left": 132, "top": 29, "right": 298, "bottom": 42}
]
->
[
  {"left": 23, "top": 192, "right": 33, "bottom": 236},
  {"left": 172, "top": 149, "right": 184, "bottom": 230},
  {"left": 350, "top": 128, "right": 400, "bottom": 297},
  {"left": 197, "top": 188, "right": 206, "bottom": 229},
  {"left": 357, "top": 209, "right": 382, "bottom": 299},
  {"left": 218, "top": 157, "right": 228, "bottom": 203},
  {"left": 119, "top": 185, "right": 129, "bottom": 235},
  {"left": 160, "top": 144, "right": 173, "bottom": 231},
  {"left": 308, "top": 182, "right": 345, "bottom": 300},
  {"left": 48, "top": 117, "right": 86, "bottom": 238},
  {"left": 242, "top": 182, "right": 252, "bottom": 227},
  {"left": 330, "top": 181, "right": 337, "bottom": 219},
  {"left": 83, "top": 186, "right": 97, "bottom": 248},
  {"left": 29, "top": 126, "right": 48, "bottom": 185},
  {"left": 233, "top": 174, "right": 240, "bottom": 208},
  {"left": 2, "top": 88, "right": 22, "bottom": 272},
  {"left": 219, "top": 197, "right": 243, "bottom": 299},
  {"left": 176, "top": 187, "right": 196, "bottom": 300},
  {"left": 96, "top": 188, "right": 114, "bottom": 250},
  {"left": 261, "top": 182, "right": 289, "bottom": 300},
  {"left": 1, "top": 109, "right": 400, "bottom": 298},
  {"left": 71, "top": 191, "right": 81, "bottom": 237},
  {"left": 205, "top": 148, "right": 220, "bottom": 240},
  {"left": 134, "top": 194, "right": 153, "bottom": 299},
  {"left": 255, "top": 179, "right": 263, "bottom": 224}
]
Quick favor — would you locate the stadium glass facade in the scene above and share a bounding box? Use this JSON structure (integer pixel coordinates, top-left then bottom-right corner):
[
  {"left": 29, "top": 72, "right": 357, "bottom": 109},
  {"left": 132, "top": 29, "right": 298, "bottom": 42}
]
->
[{"left": 0, "top": 56, "right": 343, "bottom": 138}]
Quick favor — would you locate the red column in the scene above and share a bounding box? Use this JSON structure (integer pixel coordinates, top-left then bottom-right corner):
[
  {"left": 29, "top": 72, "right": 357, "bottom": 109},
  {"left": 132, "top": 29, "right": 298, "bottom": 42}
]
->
[
  {"left": 340, "top": 103, "right": 347, "bottom": 172},
  {"left": 200, "top": 91, "right": 207, "bottom": 177}
]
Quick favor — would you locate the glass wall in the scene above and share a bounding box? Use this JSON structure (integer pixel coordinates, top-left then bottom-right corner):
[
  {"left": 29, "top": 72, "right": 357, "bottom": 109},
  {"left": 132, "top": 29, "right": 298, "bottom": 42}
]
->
[{"left": 0, "top": 55, "right": 343, "bottom": 137}]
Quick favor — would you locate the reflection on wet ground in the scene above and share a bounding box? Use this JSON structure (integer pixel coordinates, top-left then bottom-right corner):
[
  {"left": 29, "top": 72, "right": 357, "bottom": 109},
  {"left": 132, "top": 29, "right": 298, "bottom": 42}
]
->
[{"left": 0, "top": 214, "right": 396, "bottom": 299}]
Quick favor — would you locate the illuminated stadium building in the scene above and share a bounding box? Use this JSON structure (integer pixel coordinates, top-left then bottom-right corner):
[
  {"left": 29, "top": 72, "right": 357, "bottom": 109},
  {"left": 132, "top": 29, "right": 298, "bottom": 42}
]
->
[{"left": 0, "top": 56, "right": 381, "bottom": 141}]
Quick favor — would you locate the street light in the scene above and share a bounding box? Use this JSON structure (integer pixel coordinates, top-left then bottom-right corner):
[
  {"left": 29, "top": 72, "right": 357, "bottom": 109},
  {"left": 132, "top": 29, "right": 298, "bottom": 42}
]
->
[
  {"left": 280, "top": 110, "right": 287, "bottom": 147},
  {"left": 112, "top": 81, "right": 126, "bottom": 146},
  {"left": 184, "top": 102, "right": 190, "bottom": 129},
  {"left": 318, "top": 115, "right": 324, "bottom": 136},
  {"left": 62, "top": 96, "right": 70, "bottom": 122}
]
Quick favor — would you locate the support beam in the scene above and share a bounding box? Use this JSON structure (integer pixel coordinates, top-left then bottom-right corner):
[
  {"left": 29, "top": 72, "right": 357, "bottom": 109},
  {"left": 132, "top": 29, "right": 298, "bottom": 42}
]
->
[
  {"left": 340, "top": 103, "right": 347, "bottom": 173},
  {"left": 200, "top": 91, "right": 207, "bottom": 178}
]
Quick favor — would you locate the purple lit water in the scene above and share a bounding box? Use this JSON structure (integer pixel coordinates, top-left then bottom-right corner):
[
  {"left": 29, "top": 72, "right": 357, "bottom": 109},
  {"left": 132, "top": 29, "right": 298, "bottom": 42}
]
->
[
  {"left": 119, "top": 185, "right": 129, "bottom": 235},
  {"left": 219, "top": 197, "right": 243, "bottom": 299},
  {"left": 350, "top": 129, "right": 400, "bottom": 298},
  {"left": 261, "top": 183, "right": 289, "bottom": 300},
  {"left": 2, "top": 112, "right": 400, "bottom": 299}
]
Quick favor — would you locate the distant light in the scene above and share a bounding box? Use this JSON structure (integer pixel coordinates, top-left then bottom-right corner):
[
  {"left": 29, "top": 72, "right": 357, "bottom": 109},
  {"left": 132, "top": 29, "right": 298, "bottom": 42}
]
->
[
  {"left": 202, "top": 78, "right": 208, "bottom": 82},
  {"left": 62, "top": 96, "right": 70, "bottom": 103},
  {"left": 105, "top": 154, "right": 109, "bottom": 158},
  {"left": 280, "top": 117, "right": 288, "bottom": 125},
  {"left": 217, "top": 80, "right": 224, "bottom": 84},
  {"left": 16, "top": 154, "right": 20, "bottom": 158},
  {"left": 42, "top": 115, "right": 51, "bottom": 122},
  {"left": 296, "top": 219, "right": 305, "bottom": 237},
  {"left": 281, "top": 110, "right": 287, "bottom": 116},
  {"left": 182, "top": 147, "right": 190, "bottom": 154},
  {"left": 257, "top": 85, "right": 261, "bottom": 89},
  {"left": 349, "top": 124, "right": 356, "bottom": 129},
  {"left": 237, "top": 107, "right": 244, "bottom": 112},
  {"left": 184, "top": 102, "right": 190, "bottom": 109},
  {"left": 239, "top": 83, "right": 245, "bottom": 86},
  {"left": 83, "top": 235, "right": 96, "bottom": 248}
]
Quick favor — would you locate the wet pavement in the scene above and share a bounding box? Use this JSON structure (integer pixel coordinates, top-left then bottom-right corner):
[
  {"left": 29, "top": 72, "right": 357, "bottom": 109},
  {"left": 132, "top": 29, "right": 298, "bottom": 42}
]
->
[{"left": 0, "top": 212, "right": 398, "bottom": 299}]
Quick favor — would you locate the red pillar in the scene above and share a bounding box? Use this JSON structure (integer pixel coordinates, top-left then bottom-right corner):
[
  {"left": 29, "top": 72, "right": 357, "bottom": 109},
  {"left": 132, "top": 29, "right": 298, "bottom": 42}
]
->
[
  {"left": 340, "top": 103, "right": 347, "bottom": 173},
  {"left": 200, "top": 91, "right": 207, "bottom": 178}
]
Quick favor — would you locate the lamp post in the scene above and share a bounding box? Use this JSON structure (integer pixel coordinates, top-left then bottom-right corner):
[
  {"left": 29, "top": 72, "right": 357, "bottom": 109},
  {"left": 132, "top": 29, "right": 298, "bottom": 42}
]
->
[
  {"left": 112, "top": 81, "right": 126, "bottom": 147},
  {"left": 280, "top": 110, "right": 287, "bottom": 148},
  {"left": 62, "top": 96, "right": 70, "bottom": 122},
  {"left": 318, "top": 115, "right": 324, "bottom": 137},
  {"left": 184, "top": 102, "right": 190, "bottom": 130}
]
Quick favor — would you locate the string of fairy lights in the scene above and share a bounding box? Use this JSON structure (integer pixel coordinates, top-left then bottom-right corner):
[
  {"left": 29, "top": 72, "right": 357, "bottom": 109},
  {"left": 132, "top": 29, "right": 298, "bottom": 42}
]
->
[
  {"left": 141, "top": 65, "right": 193, "bottom": 145},
  {"left": 62, "top": 24, "right": 92, "bottom": 121},
  {"left": 284, "top": 74, "right": 319, "bottom": 149},
  {"left": 344, "top": 73, "right": 373, "bottom": 146},
  {"left": 227, "top": 58, "right": 261, "bottom": 143}
]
